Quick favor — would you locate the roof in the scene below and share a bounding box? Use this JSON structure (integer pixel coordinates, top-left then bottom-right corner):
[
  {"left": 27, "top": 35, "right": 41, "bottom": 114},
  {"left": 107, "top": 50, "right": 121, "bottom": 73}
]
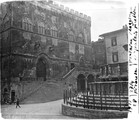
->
[{"left": 99, "top": 27, "right": 127, "bottom": 37}]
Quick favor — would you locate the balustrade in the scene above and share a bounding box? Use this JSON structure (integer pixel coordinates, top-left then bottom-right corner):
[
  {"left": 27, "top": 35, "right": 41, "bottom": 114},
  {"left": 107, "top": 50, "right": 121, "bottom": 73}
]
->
[{"left": 100, "top": 62, "right": 128, "bottom": 77}]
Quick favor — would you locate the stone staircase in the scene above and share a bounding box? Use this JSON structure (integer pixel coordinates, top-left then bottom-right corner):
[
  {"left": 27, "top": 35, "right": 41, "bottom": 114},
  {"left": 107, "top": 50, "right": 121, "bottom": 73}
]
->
[
  {"left": 62, "top": 68, "right": 79, "bottom": 89},
  {"left": 21, "top": 66, "right": 94, "bottom": 104},
  {"left": 20, "top": 68, "right": 78, "bottom": 104},
  {"left": 21, "top": 80, "right": 64, "bottom": 104},
  {"left": 20, "top": 80, "right": 45, "bottom": 102}
]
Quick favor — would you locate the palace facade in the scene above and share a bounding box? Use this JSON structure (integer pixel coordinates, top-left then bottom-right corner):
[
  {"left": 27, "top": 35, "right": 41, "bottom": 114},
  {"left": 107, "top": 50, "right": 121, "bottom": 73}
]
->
[
  {"left": 0, "top": 1, "right": 92, "bottom": 80},
  {"left": 0, "top": 0, "right": 93, "bottom": 102}
]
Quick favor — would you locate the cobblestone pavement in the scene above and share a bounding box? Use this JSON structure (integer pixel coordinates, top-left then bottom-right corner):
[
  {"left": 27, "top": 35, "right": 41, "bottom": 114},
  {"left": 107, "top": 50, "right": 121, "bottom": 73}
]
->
[{"left": 1, "top": 99, "right": 78, "bottom": 119}]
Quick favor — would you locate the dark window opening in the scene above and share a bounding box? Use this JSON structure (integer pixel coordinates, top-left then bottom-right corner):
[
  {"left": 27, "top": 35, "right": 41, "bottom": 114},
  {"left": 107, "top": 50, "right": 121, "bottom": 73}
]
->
[
  {"left": 111, "top": 37, "right": 117, "bottom": 46},
  {"left": 70, "top": 63, "right": 75, "bottom": 69},
  {"left": 112, "top": 52, "right": 118, "bottom": 62}
]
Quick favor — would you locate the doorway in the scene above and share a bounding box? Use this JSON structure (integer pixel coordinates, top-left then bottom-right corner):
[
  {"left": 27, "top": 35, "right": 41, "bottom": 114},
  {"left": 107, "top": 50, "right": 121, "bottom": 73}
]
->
[
  {"left": 11, "top": 90, "right": 15, "bottom": 103},
  {"left": 77, "top": 74, "right": 85, "bottom": 92},
  {"left": 87, "top": 74, "right": 94, "bottom": 91},
  {"left": 36, "top": 57, "right": 49, "bottom": 81},
  {"left": 70, "top": 63, "right": 75, "bottom": 69}
]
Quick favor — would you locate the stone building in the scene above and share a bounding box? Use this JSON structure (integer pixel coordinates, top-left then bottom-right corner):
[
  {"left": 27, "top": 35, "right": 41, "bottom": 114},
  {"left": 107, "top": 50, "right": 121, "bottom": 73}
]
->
[
  {"left": 92, "top": 38, "right": 106, "bottom": 69},
  {"left": 99, "top": 26, "right": 128, "bottom": 79},
  {"left": 91, "top": 26, "right": 128, "bottom": 95},
  {"left": 0, "top": 1, "right": 92, "bottom": 102}
]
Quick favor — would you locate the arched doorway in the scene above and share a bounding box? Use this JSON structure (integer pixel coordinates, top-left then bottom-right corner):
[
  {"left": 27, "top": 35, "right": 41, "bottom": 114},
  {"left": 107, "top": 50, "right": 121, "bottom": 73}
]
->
[
  {"left": 36, "top": 57, "right": 49, "bottom": 81},
  {"left": 11, "top": 90, "right": 15, "bottom": 103},
  {"left": 87, "top": 74, "right": 95, "bottom": 92},
  {"left": 3, "top": 88, "right": 9, "bottom": 103},
  {"left": 87, "top": 74, "right": 94, "bottom": 84},
  {"left": 77, "top": 74, "right": 85, "bottom": 92}
]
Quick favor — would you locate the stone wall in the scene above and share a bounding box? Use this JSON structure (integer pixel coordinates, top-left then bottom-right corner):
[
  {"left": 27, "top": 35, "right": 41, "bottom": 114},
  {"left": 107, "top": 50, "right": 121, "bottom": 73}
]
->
[
  {"left": 1, "top": 78, "right": 44, "bottom": 103},
  {"left": 62, "top": 104, "right": 128, "bottom": 119},
  {"left": 0, "top": 1, "right": 93, "bottom": 79}
]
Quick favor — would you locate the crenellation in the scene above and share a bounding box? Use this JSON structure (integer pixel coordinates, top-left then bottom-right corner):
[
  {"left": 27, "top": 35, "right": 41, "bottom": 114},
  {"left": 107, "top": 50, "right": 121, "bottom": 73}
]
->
[
  {"left": 45, "top": 0, "right": 91, "bottom": 21},
  {"left": 53, "top": 2, "right": 59, "bottom": 8},
  {"left": 77, "top": 11, "right": 80, "bottom": 16},
  {"left": 30, "top": 1, "right": 91, "bottom": 21},
  {"left": 55, "top": 4, "right": 59, "bottom": 8},
  {"left": 79, "top": 13, "right": 83, "bottom": 18},
  {"left": 60, "top": 5, "right": 64, "bottom": 10},
  {"left": 65, "top": 7, "right": 69, "bottom": 12},
  {"left": 84, "top": 15, "right": 88, "bottom": 19},
  {"left": 75, "top": 11, "right": 78, "bottom": 15},
  {"left": 53, "top": 1, "right": 56, "bottom": 5},
  {"left": 70, "top": 9, "right": 74, "bottom": 14},
  {"left": 48, "top": 0, "right": 53, "bottom": 4}
]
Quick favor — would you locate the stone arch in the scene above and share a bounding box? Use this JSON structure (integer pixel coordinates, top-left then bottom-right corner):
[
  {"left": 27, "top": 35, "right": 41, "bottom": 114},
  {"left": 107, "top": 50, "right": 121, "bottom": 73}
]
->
[
  {"left": 36, "top": 54, "right": 50, "bottom": 81},
  {"left": 68, "top": 30, "right": 75, "bottom": 41},
  {"left": 11, "top": 90, "right": 16, "bottom": 103},
  {"left": 77, "top": 74, "right": 85, "bottom": 92},
  {"left": 87, "top": 74, "right": 94, "bottom": 91},
  {"left": 79, "top": 56, "right": 85, "bottom": 67},
  {"left": 77, "top": 32, "right": 84, "bottom": 43},
  {"left": 59, "top": 27, "right": 68, "bottom": 39},
  {"left": 87, "top": 74, "right": 95, "bottom": 84},
  {"left": 51, "top": 25, "right": 58, "bottom": 37},
  {"left": 3, "top": 87, "right": 9, "bottom": 103},
  {"left": 51, "top": 25, "right": 57, "bottom": 30},
  {"left": 78, "top": 33, "right": 83, "bottom": 38},
  {"left": 45, "top": 24, "right": 51, "bottom": 35}
]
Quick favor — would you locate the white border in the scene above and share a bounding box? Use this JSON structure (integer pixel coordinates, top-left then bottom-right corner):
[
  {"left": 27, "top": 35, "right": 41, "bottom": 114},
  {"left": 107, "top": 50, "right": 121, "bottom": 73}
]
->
[{"left": 128, "top": 3, "right": 139, "bottom": 119}]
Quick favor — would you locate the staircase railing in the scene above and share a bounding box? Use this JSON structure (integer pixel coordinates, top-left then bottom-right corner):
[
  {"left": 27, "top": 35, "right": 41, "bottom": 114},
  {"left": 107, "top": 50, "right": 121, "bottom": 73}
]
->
[{"left": 62, "top": 67, "right": 76, "bottom": 80}]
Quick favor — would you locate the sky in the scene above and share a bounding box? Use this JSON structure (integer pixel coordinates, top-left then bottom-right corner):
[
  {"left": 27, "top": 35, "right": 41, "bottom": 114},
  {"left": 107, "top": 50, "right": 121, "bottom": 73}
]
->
[
  {"left": 0, "top": 0, "right": 128, "bottom": 41},
  {"left": 54, "top": 0, "right": 128, "bottom": 41}
]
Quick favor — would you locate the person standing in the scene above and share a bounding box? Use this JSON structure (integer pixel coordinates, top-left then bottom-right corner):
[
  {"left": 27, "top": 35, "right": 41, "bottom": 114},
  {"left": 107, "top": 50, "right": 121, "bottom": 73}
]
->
[{"left": 16, "top": 98, "right": 21, "bottom": 108}]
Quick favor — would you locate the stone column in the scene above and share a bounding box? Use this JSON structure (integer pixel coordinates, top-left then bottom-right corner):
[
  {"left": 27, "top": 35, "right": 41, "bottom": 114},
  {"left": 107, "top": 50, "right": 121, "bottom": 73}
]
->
[
  {"left": 100, "top": 67, "right": 102, "bottom": 76},
  {"left": 85, "top": 76, "right": 88, "bottom": 92},
  {"left": 104, "top": 66, "right": 107, "bottom": 76},
  {"left": 118, "top": 64, "right": 120, "bottom": 75},
  {"left": 108, "top": 65, "right": 111, "bottom": 75}
]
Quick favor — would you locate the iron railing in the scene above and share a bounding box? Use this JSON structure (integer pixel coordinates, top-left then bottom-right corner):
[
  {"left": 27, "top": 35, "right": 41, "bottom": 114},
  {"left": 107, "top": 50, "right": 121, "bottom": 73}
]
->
[{"left": 63, "top": 89, "right": 129, "bottom": 111}]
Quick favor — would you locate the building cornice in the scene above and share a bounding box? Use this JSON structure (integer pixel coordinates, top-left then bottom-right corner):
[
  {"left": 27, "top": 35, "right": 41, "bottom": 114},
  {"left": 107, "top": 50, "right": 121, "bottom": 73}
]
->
[{"left": 99, "top": 28, "right": 128, "bottom": 37}]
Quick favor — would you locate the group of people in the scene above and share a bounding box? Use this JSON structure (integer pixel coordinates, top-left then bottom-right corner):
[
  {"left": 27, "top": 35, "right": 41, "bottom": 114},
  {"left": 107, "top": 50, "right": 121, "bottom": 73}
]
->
[{"left": 3, "top": 95, "right": 21, "bottom": 108}]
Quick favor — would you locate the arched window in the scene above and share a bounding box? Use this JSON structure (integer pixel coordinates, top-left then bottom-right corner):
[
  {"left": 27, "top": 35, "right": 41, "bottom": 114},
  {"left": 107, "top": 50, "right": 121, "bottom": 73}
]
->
[
  {"left": 58, "top": 29, "right": 68, "bottom": 39},
  {"left": 51, "top": 25, "right": 58, "bottom": 37},
  {"left": 22, "top": 17, "right": 33, "bottom": 32},
  {"left": 84, "top": 29, "right": 88, "bottom": 44},
  {"left": 45, "top": 25, "right": 51, "bottom": 36},
  {"left": 68, "top": 31, "right": 74, "bottom": 41},
  {"left": 38, "top": 22, "right": 45, "bottom": 35},
  {"left": 77, "top": 33, "right": 84, "bottom": 43}
]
